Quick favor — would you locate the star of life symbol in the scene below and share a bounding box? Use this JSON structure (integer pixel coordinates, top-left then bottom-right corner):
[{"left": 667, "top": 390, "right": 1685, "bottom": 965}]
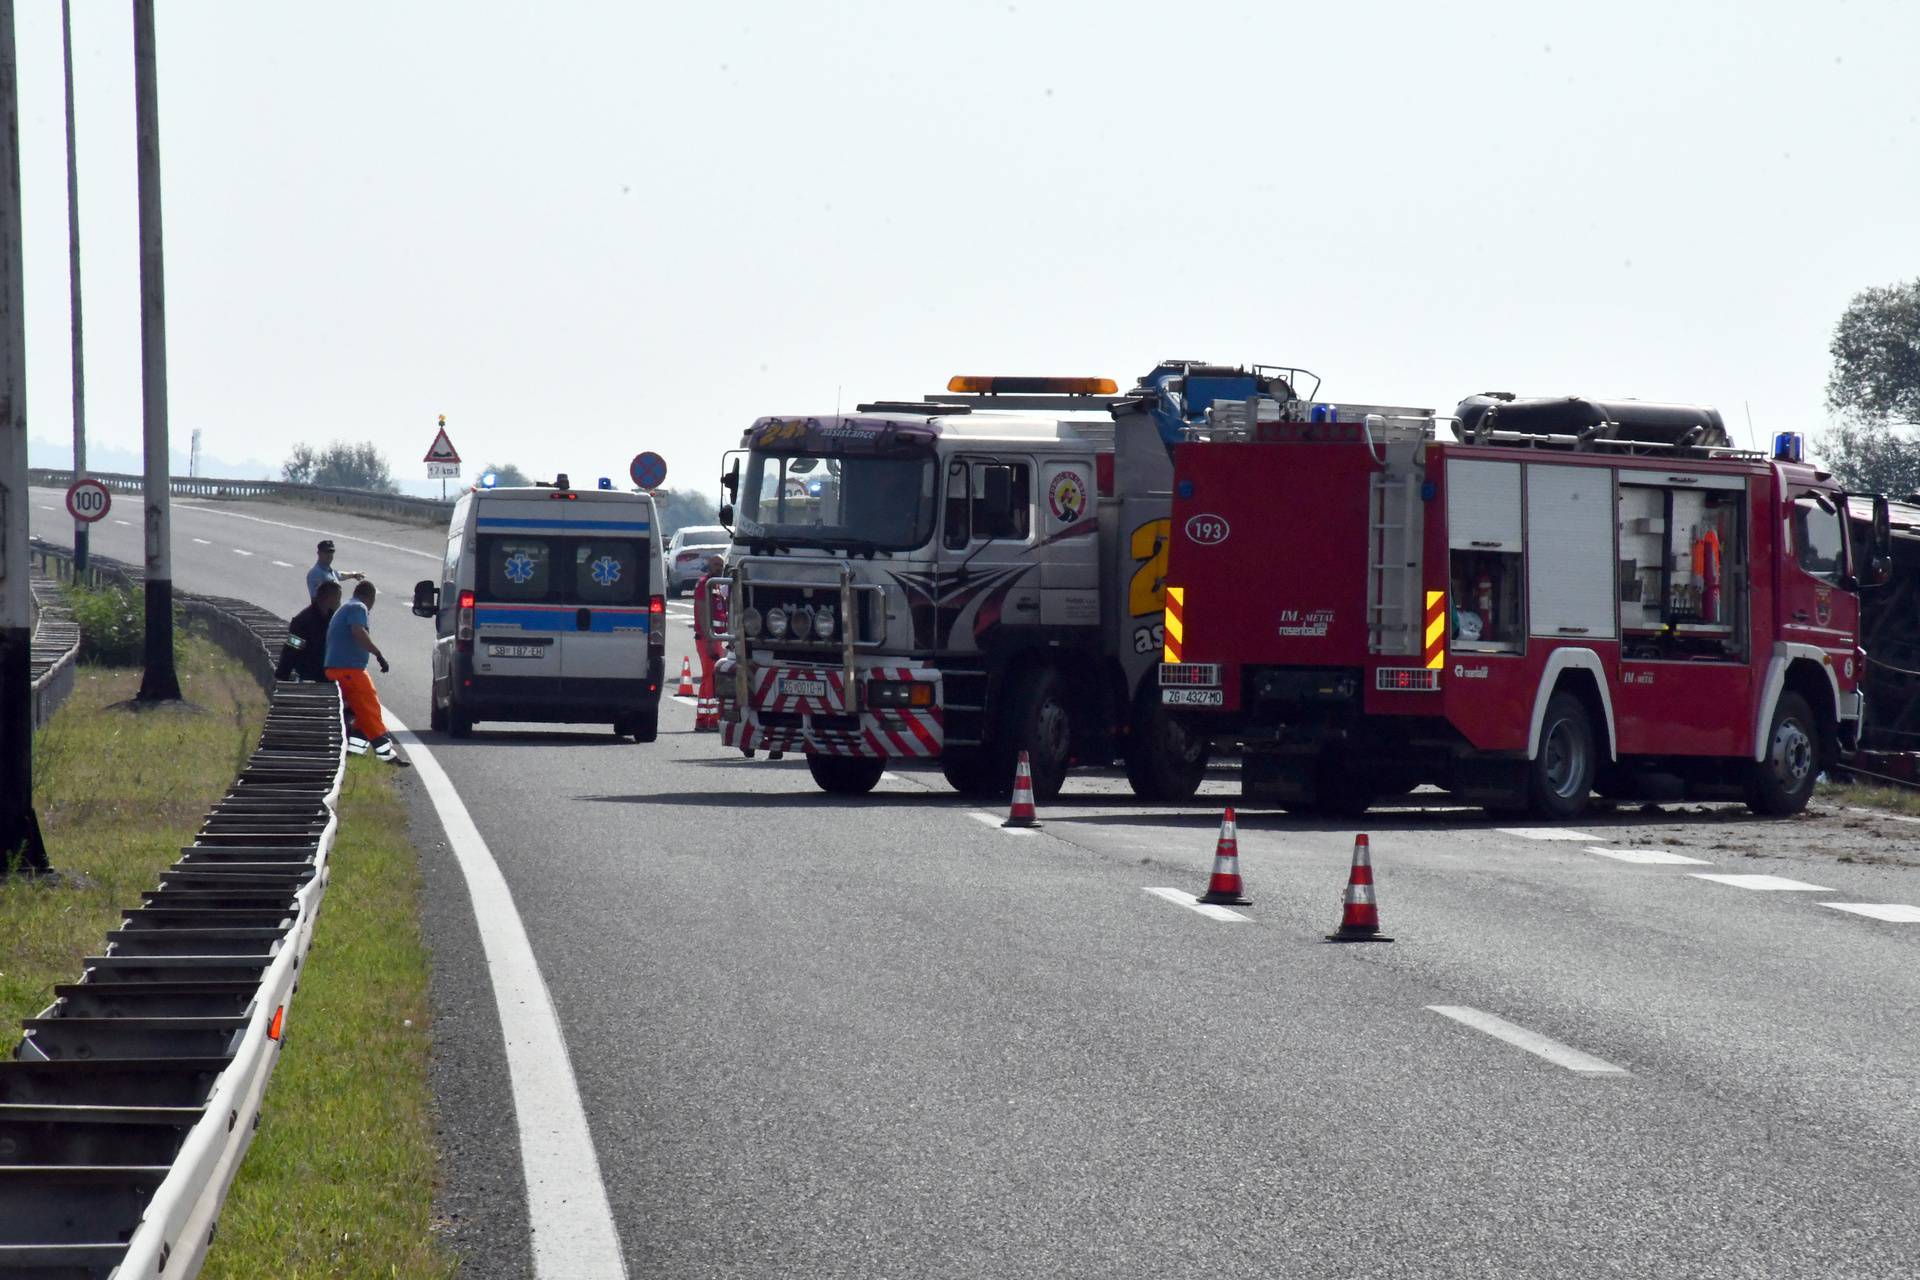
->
[
  {"left": 590, "top": 555, "right": 622, "bottom": 587},
  {"left": 504, "top": 551, "right": 537, "bottom": 584}
]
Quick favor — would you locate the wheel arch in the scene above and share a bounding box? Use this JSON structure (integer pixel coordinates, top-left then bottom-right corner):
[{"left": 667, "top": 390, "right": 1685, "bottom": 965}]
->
[
  {"left": 1526, "top": 648, "right": 1617, "bottom": 762},
  {"left": 1751, "top": 645, "right": 1842, "bottom": 762}
]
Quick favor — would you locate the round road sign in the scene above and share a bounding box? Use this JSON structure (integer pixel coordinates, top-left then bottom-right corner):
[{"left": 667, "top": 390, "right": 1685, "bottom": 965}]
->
[
  {"left": 630, "top": 451, "right": 668, "bottom": 489},
  {"left": 65, "top": 478, "right": 111, "bottom": 523}
]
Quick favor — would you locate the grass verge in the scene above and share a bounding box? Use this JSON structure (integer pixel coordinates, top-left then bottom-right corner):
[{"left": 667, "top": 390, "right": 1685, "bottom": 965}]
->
[
  {"left": 1, "top": 635, "right": 266, "bottom": 1037},
  {"left": 201, "top": 754, "right": 457, "bottom": 1280},
  {"left": 1818, "top": 780, "right": 1920, "bottom": 817}
]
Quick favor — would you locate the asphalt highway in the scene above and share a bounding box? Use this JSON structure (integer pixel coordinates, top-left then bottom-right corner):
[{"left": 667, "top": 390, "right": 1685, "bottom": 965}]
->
[{"left": 32, "top": 490, "right": 1920, "bottom": 1278}]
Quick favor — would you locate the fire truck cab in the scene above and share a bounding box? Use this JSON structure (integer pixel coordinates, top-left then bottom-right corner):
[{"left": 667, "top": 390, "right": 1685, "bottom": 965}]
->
[{"left": 1160, "top": 392, "right": 1893, "bottom": 818}]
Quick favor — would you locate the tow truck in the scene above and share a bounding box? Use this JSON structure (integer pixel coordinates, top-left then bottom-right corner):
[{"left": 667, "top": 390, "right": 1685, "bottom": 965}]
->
[
  {"left": 1158, "top": 390, "right": 1897, "bottom": 818},
  {"left": 709, "top": 364, "right": 1300, "bottom": 799}
]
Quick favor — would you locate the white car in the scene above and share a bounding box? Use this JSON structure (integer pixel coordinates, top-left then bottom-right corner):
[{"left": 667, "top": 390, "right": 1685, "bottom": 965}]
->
[{"left": 666, "top": 525, "right": 730, "bottom": 595}]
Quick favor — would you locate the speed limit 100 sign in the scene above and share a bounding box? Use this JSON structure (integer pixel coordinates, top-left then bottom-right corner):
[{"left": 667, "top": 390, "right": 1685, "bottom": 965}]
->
[{"left": 65, "top": 478, "right": 111, "bottom": 523}]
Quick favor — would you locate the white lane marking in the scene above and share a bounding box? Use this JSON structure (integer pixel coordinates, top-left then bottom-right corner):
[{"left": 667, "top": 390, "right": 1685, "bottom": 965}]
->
[
  {"left": 192, "top": 537, "right": 212, "bottom": 545},
  {"left": 1690, "top": 873, "right": 1833, "bottom": 892},
  {"left": 1144, "top": 886, "right": 1251, "bottom": 922},
  {"left": 171, "top": 500, "right": 439, "bottom": 559},
  {"left": 37, "top": 504, "right": 55, "bottom": 511},
  {"left": 270, "top": 559, "right": 293, "bottom": 568},
  {"left": 1497, "top": 827, "right": 1599, "bottom": 841},
  {"left": 389, "top": 716, "right": 628, "bottom": 1279},
  {"left": 1427, "top": 1006, "right": 1628, "bottom": 1075},
  {"left": 232, "top": 547, "right": 253, "bottom": 556},
  {"left": 1843, "top": 806, "right": 1920, "bottom": 827},
  {"left": 112, "top": 518, "right": 130, "bottom": 525},
  {"left": 1821, "top": 903, "right": 1920, "bottom": 923},
  {"left": 1585, "top": 846, "right": 1713, "bottom": 866},
  {"left": 968, "top": 810, "right": 1035, "bottom": 835}
]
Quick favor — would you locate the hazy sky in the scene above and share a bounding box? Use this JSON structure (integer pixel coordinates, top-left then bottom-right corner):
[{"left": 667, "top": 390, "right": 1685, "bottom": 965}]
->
[{"left": 11, "top": 1, "right": 1918, "bottom": 495}]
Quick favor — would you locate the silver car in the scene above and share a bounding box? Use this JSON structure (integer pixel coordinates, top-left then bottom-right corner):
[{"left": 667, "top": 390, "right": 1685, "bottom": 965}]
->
[{"left": 666, "top": 525, "right": 730, "bottom": 596}]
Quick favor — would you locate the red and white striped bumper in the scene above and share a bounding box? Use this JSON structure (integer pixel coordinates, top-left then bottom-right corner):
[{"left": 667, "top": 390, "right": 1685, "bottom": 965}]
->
[{"left": 721, "top": 663, "right": 944, "bottom": 759}]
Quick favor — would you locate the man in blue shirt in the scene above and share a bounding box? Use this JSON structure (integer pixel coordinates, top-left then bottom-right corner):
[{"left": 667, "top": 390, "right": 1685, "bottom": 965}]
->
[
  {"left": 323, "top": 580, "right": 408, "bottom": 767},
  {"left": 306, "top": 539, "right": 365, "bottom": 602}
]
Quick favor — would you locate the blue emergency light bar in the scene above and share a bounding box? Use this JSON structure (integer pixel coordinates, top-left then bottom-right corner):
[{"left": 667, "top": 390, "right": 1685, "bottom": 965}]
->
[{"left": 1773, "top": 432, "right": 1803, "bottom": 463}]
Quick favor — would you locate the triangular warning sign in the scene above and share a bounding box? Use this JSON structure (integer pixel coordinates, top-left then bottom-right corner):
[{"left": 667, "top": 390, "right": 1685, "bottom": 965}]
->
[{"left": 424, "top": 426, "right": 460, "bottom": 465}]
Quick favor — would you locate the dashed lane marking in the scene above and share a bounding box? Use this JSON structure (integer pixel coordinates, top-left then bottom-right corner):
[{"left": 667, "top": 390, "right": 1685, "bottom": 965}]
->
[
  {"left": 1690, "top": 873, "right": 1833, "bottom": 892},
  {"left": 232, "top": 548, "right": 253, "bottom": 556},
  {"left": 112, "top": 518, "right": 130, "bottom": 525},
  {"left": 1821, "top": 903, "right": 1920, "bottom": 923},
  {"left": 1143, "top": 886, "right": 1252, "bottom": 922},
  {"left": 1427, "top": 1006, "right": 1629, "bottom": 1075},
  {"left": 968, "top": 811, "right": 1036, "bottom": 835},
  {"left": 270, "top": 560, "right": 293, "bottom": 568},
  {"left": 1585, "top": 846, "right": 1713, "bottom": 865},
  {"left": 1498, "top": 827, "right": 1599, "bottom": 842},
  {"left": 390, "top": 716, "right": 629, "bottom": 1279},
  {"left": 192, "top": 537, "right": 212, "bottom": 545},
  {"left": 37, "top": 504, "right": 55, "bottom": 511}
]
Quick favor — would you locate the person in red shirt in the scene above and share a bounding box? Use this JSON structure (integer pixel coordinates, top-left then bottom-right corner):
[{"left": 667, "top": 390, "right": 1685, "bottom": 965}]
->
[{"left": 692, "top": 555, "right": 730, "bottom": 717}]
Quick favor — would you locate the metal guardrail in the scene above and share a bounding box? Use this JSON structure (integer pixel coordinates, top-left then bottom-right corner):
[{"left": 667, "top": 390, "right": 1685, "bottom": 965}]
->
[
  {"left": 1, "top": 547, "right": 348, "bottom": 1278},
  {"left": 25, "top": 466, "right": 456, "bottom": 527}
]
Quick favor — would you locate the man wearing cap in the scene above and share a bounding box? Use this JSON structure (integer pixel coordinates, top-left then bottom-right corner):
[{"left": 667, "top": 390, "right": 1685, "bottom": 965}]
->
[
  {"left": 306, "top": 539, "right": 365, "bottom": 602},
  {"left": 323, "top": 580, "right": 410, "bottom": 767}
]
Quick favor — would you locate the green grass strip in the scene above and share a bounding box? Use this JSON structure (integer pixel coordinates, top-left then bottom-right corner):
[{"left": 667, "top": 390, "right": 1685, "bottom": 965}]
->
[{"left": 201, "top": 755, "right": 458, "bottom": 1279}]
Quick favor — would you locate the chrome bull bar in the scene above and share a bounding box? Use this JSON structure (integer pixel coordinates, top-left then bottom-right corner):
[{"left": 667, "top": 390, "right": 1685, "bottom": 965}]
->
[{"left": 707, "top": 560, "right": 890, "bottom": 714}]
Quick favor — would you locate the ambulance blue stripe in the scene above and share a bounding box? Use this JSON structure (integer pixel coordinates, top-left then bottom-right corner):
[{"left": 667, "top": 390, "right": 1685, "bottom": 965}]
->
[
  {"left": 477, "top": 517, "right": 652, "bottom": 531},
  {"left": 474, "top": 608, "right": 650, "bottom": 633}
]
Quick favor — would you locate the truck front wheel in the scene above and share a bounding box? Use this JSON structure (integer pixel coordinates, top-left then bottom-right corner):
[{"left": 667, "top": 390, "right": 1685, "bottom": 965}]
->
[
  {"left": 1528, "top": 692, "right": 1595, "bottom": 819},
  {"left": 1125, "top": 687, "right": 1209, "bottom": 802},
  {"left": 1747, "top": 692, "right": 1818, "bottom": 816},
  {"left": 1003, "top": 666, "right": 1073, "bottom": 802},
  {"left": 807, "top": 754, "right": 885, "bottom": 796}
]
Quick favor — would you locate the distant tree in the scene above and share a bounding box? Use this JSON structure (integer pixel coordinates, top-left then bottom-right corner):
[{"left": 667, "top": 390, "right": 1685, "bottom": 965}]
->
[
  {"left": 478, "top": 462, "right": 532, "bottom": 488},
  {"left": 1823, "top": 279, "right": 1920, "bottom": 496},
  {"left": 281, "top": 441, "right": 398, "bottom": 494},
  {"left": 652, "top": 488, "right": 722, "bottom": 538}
]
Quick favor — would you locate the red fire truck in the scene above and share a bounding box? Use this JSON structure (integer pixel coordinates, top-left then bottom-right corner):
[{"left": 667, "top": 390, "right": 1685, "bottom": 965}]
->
[{"left": 1158, "top": 392, "right": 1894, "bottom": 818}]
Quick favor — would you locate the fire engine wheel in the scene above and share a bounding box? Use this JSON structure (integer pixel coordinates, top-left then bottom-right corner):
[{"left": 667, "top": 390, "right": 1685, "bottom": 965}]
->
[
  {"left": 1748, "top": 692, "right": 1818, "bottom": 816},
  {"left": 806, "top": 754, "right": 886, "bottom": 796},
  {"left": 1529, "top": 692, "right": 1595, "bottom": 819},
  {"left": 1125, "top": 686, "right": 1209, "bottom": 802},
  {"left": 1004, "top": 666, "right": 1072, "bottom": 802}
]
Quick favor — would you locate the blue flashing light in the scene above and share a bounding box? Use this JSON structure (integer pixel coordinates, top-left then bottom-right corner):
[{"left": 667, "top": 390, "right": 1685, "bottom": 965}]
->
[
  {"left": 481, "top": 471, "right": 499, "bottom": 489},
  {"left": 598, "top": 476, "right": 614, "bottom": 490},
  {"left": 1773, "top": 431, "right": 1803, "bottom": 463},
  {"left": 807, "top": 479, "right": 824, "bottom": 495}
]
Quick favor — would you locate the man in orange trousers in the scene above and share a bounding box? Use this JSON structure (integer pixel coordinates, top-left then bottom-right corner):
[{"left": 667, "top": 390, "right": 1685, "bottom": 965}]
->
[{"left": 323, "top": 580, "right": 410, "bottom": 767}]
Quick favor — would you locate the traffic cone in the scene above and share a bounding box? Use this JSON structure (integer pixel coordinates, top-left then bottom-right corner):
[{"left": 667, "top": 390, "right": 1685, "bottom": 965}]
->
[
  {"left": 694, "top": 695, "right": 719, "bottom": 732},
  {"left": 1003, "top": 751, "right": 1041, "bottom": 828},
  {"left": 675, "top": 657, "right": 696, "bottom": 698},
  {"left": 1326, "top": 834, "right": 1393, "bottom": 943},
  {"left": 1197, "top": 808, "right": 1252, "bottom": 905}
]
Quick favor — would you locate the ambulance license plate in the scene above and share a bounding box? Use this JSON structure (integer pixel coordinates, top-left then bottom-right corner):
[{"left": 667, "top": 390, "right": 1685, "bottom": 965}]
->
[
  {"left": 1162, "top": 687, "right": 1224, "bottom": 706},
  {"left": 488, "top": 643, "right": 543, "bottom": 659},
  {"left": 779, "top": 678, "right": 828, "bottom": 699}
]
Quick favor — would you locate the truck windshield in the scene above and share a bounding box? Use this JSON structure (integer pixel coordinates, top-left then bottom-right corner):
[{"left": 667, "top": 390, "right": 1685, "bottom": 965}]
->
[{"left": 737, "top": 450, "right": 937, "bottom": 551}]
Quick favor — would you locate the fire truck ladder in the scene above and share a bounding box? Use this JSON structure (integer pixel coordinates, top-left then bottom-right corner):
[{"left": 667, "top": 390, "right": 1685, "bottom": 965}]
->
[{"left": 1368, "top": 471, "right": 1419, "bottom": 656}]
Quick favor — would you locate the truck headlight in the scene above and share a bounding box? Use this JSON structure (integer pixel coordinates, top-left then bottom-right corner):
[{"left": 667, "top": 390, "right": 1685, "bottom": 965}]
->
[
  {"left": 741, "top": 607, "right": 762, "bottom": 638},
  {"left": 813, "top": 609, "right": 836, "bottom": 640},
  {"left": 765, "top": 607, "right": 788, "bottom": 639}
]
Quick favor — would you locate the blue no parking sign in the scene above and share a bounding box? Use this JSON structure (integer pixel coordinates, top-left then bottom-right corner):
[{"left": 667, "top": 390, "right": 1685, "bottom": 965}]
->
[{"left": 630, "top": 452, "right": 668, "bottom": 489}]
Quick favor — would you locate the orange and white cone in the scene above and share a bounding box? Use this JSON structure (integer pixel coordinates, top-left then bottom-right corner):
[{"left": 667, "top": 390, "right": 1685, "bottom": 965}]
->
[
  {"left": 1326, "top": 834, "right": 1393, "bottom": 942},
  {"left": 1197, "top": 808, "right": 1252, "bottom": 905},
  {"left": 694, "top": 695, "right": 719, "bottom": 732},
  {"left": 675, "top": 656, "right": 696, "bottom": 698},
  {"left": 1003, "top": 750, "right": 1041, "bottom": 828}
]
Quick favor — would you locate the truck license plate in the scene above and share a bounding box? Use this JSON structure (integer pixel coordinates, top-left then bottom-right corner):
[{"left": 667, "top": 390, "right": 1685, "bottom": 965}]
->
[
  {"left": 1162, "top": 688, "right": 1224, "bottom": 706},
  {"left": 488, "top": 643, "right": 544, "bottom": 659},
  {"left": 779, "top": 678, "right": 828, "bottom": 699}
]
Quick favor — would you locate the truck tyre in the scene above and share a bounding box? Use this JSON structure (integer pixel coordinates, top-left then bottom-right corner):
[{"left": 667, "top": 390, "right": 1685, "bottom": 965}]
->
[
  {"left": 1747, "top": 692, "right": 1818, "bottom": 816},
  {"left": 1003, "top": 666, "right": 1073, "bottom": 802},
  {"left": 807, "top": 754, "right": 885, "bottom": 796},
  {"left": 1528, "top": 692, "right": 1595, "bottom": 819},
  {"left": 941, "top": 747, "right": 1004, "bottom": 798},
  {"left": 1125, "top": 685, "right": 1209, "bottom": 802}
]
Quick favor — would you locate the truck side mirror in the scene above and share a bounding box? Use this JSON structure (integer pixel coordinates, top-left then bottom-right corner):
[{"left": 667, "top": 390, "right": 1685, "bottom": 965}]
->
[
  {"left": 411, "top": 579, "right": 439, "bottom": 617},
  {"left": 1872, "top": 495, "right": 1893, "bottom": 558},
  {"left": 721, "top": 454, "right": 741, "bottom": 500},
  {"left": 717, "top": 503, "right": 734, "bottom": 529}
]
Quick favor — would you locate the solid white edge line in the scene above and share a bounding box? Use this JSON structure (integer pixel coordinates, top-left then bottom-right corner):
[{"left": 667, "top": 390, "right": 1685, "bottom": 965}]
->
[
  {"left": 389, "top": 715, "right": 629, "bottom": 1279},
  {"left": 170, "top": 499, "right": 440, "bottom": 559},
  {"left": 1426, "top": 1005, "right": 1628, "bottom": 1075},
  {"left": 1143, "top": 886, "right": 1251, "bottom": 922}
]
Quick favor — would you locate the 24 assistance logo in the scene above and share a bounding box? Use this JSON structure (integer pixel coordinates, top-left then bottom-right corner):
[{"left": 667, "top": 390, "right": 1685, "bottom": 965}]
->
[{"left": 1048, "top": 470, "right": 1088, "bottom": 523}]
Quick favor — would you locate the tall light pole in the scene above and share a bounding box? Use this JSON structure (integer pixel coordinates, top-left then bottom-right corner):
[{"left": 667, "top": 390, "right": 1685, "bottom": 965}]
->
[
  {"left": 132, "top": 0, "right": 179, "bottom": 702},
  {"left": 0, "top": 0, "right": 53, "bottom": 872},
  {"left": 62, "top": 0, "right": 87, "bottom": 573}
]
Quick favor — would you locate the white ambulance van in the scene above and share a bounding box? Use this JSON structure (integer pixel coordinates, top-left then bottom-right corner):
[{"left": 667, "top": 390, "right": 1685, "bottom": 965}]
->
[{"left": 412, "top": 478, "right": 666, "bottom": 740}]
